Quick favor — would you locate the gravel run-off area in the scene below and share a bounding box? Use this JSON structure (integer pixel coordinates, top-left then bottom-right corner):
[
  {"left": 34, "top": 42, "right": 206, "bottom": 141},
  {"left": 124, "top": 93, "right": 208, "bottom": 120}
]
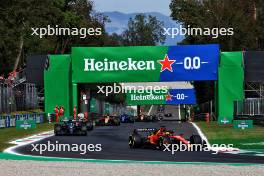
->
[{"left": 0, "top": 160, "right": 263, "bottom": 176}]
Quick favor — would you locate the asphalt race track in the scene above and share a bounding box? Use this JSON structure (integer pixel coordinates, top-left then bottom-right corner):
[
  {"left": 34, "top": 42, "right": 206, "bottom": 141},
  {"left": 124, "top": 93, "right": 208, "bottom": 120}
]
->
[{"left": 15, "top": 121, "right": 264, "bottom": 164}]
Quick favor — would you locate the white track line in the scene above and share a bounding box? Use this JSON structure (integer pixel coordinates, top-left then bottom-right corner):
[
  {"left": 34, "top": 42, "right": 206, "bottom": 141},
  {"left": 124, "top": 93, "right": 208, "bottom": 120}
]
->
[
  {"left": 4, "top": 130, "right": 54, "bottom": 156},
  {"left": 190, "top": 122, "right": 242, "bottom": 154},
  {"left": 190, "top": 122, "right": 211, "bottom": 148},
  {"left": 147, "top": 105, "right": 153, "bottom": 116}
]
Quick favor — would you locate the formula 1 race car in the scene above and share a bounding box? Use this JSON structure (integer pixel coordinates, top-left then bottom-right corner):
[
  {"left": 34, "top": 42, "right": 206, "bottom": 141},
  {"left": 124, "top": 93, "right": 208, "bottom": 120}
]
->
[
  {"left": 135, "top": 115, "right": 161, "bottom": 122},
  {"left": 120, "top": 114, "right": 135, "bottom": 123},
  {"left": 164, "top": 113, "right": 172, "bottom": 117},
  {"left": 95, "top": 115, "right": 121, "bottom": 126},
  {"left": 54, "top": 119, "right": 92, "bottom": 136},
  {"left": 76, "top": 113, "right": 94, "bottom": 131},
  {"left": 128, "top": 127, "right": 203, "bottom": 150}
]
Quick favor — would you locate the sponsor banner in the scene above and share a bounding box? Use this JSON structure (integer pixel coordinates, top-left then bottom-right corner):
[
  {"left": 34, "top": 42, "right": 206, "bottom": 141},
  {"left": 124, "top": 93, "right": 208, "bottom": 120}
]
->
[
  {"left": 126, "top": 89, "right": 196, "bottom": 105},
  {"left": 5, "top": 116, "right": 10, "bottom": 128},
  {"left": 218, "top": 117, "right": 232, "bottom": 125},
  {"left": 32, "top": 114, "right": 37, "bottom": 122},
  {"left": 10, "top": 118, "right": 16, "bottom": 127},
  {"left": 72, "top": 44, "right": 219, "bottom": 83},
  {"left": 22, "top": 114, "right": 29, "bottom": 120},
  {"left": 233, "top": 120, "right": 253, "bottom": 129},
  {"left": 104, "top": 103, "right": 110, "bottom": 114},
  {"left": 90, "top": 98, "right": 96, "bottom": 113},
  {"left": 40, "top": 113, "right": 45, "bottom": 123},
  {"left": 0, "top": 113, "right": 44, "bottom": 129},
  {"left": 16, "top": 120, "right": 36, "bottom": 129},
  {"left": 15, "top": 115, "right": 20, "bottom": 121},
  {"left": 36, "top": 114, "right": 41, "bottom": 123},
  {"left": 0, "top": 119, "right": 5, "bottom": 128},
  {"left": 160, "top": 45, "right": 219, "bottom": 81},
  {"left": 126, "top": 91, "right": 165, "bottom": 105},
  {"left": 166, "top": 89, "right": 196, "bottom": 104},
  {"left": 41, "top": 114, "right": 44, "bottom": 123}
]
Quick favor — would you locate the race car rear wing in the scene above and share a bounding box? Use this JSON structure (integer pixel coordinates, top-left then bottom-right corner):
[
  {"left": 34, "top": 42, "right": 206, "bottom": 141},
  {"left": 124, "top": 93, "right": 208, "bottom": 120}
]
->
[
  {"left": 62, "top": 118, "right": 83, "bottom": 122},
  {"left": 135, "top": 128, "right": 156, "bottom": 132}
]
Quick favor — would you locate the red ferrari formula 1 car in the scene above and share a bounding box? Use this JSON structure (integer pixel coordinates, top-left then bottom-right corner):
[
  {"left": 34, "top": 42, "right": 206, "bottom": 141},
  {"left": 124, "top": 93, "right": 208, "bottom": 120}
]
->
[
  {"left": 95, "top": 115, "right": 121, "bottom": 126},
  {"left": 129, "top": 127, "right": 204, "bottom": 150}
]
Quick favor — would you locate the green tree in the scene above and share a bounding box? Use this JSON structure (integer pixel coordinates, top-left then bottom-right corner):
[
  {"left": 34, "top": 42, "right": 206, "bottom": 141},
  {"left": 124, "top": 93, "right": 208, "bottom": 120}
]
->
[
  {"left": 170, "top": 0, "right": 259, "bottom": 51},
  {"left": 0, "top": 0, "right": 108, "bottom": 75},
  {"left": 121, "top": 14, "right": 166, "bottom": 46},
  {"left": 170, "top": 0, "right": 263, "bottom": 103},
  {"left": 0, "top": 0, "right": 62, "bottom": 74}
]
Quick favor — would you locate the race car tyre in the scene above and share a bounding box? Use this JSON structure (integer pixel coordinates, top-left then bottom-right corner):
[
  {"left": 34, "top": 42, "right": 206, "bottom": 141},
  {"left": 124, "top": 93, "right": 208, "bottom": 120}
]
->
[
  {"left": 86, "top": 122, "right": 93, "bottom": 131},
  {"left": 129, "top": 134, "right": 142, "bottom": 148},
  {"left": 81, "top": 125, "right": 87, "bottom": 131},
  {"left": 113, "top": 119, "right": 120, "bottom": 126},
  {"left": 190, "top": 135, "right": 203, "bottom": 145},
  {"left": 80, "top": 126, "right": 87, "bottom": 136},
  {"left": 77, "top": 130, "right": 87, "bottom": 136},
  {"left": 82, "top": 131, "right": 87, "bottom": 136},
  {"left": 87, "top": 124, "right": 93, "bottom": 131},
  {"left": 54, "top": 131, "right": 60, "bottom": 136},
  {"left": 54, "top": 124, "right": 62, "bottom": 136},
  {"left": 157, "top": 116, "right": 163, "bottom": 121}
]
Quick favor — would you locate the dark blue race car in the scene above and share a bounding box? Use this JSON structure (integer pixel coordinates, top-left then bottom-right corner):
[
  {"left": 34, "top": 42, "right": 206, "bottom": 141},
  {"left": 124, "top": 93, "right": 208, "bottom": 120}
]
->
[
  {"left": 120, "top": 114, "right": 135, "bottom": 123},
  {"left": 54, "top": 118, "right": 93, "bottom": 136}
]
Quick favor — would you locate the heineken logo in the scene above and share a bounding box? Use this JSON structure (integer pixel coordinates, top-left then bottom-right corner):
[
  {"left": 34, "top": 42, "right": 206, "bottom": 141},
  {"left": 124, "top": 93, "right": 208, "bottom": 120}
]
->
[
  {"left": 84, "top": 58, "right": 155, "bottom": 71},
  {"left": 238, "top": 124, "right": 248, "bottom": 129},
  {"left": 165, "top": 93, "right": 173, "bottom": 101},
  {"left": 83, "top": 54, "right": 176, "bottom": 72},
  {"left": 21, "top": 121, "right": 32, "bottom": 129},
  {"left": 130, "top": 94, "right": 164, "bottom": 101},
  {"left": 221, "top": 118, "right": 229, "bottom": 124},
  {"left": 159, "top": 54, "right": 176, "bottom": 72}
]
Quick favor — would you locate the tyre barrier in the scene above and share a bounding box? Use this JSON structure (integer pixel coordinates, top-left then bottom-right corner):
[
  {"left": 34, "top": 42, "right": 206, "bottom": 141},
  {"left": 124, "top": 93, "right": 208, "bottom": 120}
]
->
[{"left": 0, "top": 113, "right": 45, "bottom": 128}]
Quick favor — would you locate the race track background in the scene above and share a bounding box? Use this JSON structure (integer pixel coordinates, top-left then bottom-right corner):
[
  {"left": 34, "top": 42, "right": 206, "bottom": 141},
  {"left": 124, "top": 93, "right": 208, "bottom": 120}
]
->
[{"left": 14, "top": 121, "right": 264, "bottom": 164}]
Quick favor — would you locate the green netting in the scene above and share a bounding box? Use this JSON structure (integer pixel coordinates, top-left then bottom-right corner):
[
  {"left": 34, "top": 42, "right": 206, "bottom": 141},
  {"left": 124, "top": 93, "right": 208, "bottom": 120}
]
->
[
  {"left": 218, "top": 52, "right": 244, "bottom": 124},
  {"left": 44, "top": 55, "right": 71, "bottom": 116}
]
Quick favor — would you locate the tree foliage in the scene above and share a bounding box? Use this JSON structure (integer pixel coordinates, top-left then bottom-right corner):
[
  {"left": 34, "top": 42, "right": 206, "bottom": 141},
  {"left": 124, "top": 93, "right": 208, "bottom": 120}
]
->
[
  {"left": 170, "top": 0, "right": 264, "bottom": 103},
  {"left": 0, "top": 0, "right": 108, "bottom": 75},
  {"left": 170, "top": 0, "right": 263, "bottom": 51},
  {"left": 121, "top": 14, "right": 166, "bottom": 46}
]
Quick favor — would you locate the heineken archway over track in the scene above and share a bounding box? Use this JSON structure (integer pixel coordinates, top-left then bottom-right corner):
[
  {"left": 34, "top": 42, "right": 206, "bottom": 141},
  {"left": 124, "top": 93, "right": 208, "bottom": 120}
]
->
[{"left": 44, "top": 44, "right": 244, "bottom": 123}]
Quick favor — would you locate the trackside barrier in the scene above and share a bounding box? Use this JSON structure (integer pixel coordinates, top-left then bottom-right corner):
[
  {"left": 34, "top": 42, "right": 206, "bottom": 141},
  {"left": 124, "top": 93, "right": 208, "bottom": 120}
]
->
[
  {"left": 234, "top": 98, "right": 264, "bottom": 117},
  {"left": 198, "top": 100, "right": 216, "bottom": 121},
  {"left": 0, "top": 116, "right": 5, "bottom": 128},
  {"left": 5, "top": 116, "right": 10, "bottom": 128},
  {"left": 0, "top": 113, "right": 45, "bottom": 128},
  {"left": 234, "top": 98, "right": 264, "bottom": 125},
  {"left": 0, "top": 82, "right": 38, "bottom": 113}
]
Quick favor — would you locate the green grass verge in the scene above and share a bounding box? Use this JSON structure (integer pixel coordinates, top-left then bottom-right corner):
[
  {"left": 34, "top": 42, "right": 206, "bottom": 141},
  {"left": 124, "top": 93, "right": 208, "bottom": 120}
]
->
[
  {"left": 0, "top": 123, "right": 53, "bottom": 151},
  {"left": 0, "top": 109, "right": 44, "bottom": 116},
  {"left": 196, "top": 121, "right": 264, "bottom": 150}
]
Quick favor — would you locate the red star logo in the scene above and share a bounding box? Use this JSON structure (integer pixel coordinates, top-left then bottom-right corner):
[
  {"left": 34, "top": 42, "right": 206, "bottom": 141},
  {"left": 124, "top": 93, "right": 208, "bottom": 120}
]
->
[
  {"left": 165, "top": 93, "right": 173, "bottom": 101},
  {"left": 159, "top": 54, "right": 176, "bottom": 72}
]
